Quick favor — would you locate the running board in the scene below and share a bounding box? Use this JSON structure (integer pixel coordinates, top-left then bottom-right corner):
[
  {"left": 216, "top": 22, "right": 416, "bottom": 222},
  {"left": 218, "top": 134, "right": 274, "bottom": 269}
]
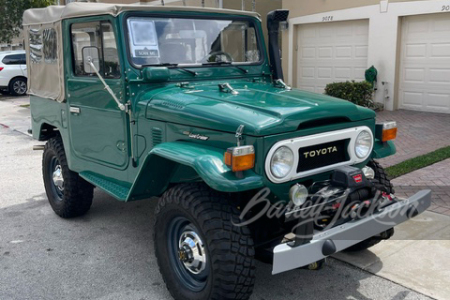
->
[{"left": 80, "top": 172, "right": 130, "bottom": 201}]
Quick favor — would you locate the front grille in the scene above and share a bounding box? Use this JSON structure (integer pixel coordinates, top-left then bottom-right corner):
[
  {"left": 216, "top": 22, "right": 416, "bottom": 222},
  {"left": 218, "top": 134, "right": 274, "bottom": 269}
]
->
[{"left": 297, "top": 139, "right": 349, "bottom": 172}]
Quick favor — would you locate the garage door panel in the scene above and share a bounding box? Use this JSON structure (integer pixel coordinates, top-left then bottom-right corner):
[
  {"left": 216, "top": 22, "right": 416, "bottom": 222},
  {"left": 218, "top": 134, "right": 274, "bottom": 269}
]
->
[
  {"left": 431, "top": 43, "right": 450, "bottom": 57},
  {"left": 402, "top": 92, "right": 424, "bottom": 107},
  {"left": 335, "top": 67, "right": 352, "bottom": 79},
  {"left": 296, "top": 20, "right": 369, "bottom": 93},
  {"left": 318, "top": 47, "right": 333, "bottom": 58},
  {"left": 301, "top": 47, "right": 316, "bottom": 59},
  {"left": 426, "top": 93, "right": 450, "bottom": 110},
  {"left": 399, "top": 13, "right": 450, "bottom": 113},
  {"left": 429, "top": 69, "right": 450, "bottom": 84},
  {"left": 405, "top": 44, "right": 427, "bottom": 58},
  {"left": 355, "top": 46, "right": 368, "bottom": 58},
  {"left": 317, "top": 67, "right": 333, "bottom": 79},
  {"left": 404, "top": 68, "right": 425, "bottom": 83}
]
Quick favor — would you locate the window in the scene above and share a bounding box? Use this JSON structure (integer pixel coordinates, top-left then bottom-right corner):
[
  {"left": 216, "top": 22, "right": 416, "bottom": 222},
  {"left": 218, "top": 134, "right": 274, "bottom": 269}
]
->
[
  {"left": 29, "top": 28, "right": 43, "bottom": 63},
  {"left": 126, "top": 17, "right": 261, "bottom": 67},
  {"left": 2, "top": 54, "right": 26, "bottom": 65},
  {"left": 71, "top": 21, "right": 121, "bottom": 78},
  {"left": 43, "top": 28, "right": 57, "bottom": 63}
]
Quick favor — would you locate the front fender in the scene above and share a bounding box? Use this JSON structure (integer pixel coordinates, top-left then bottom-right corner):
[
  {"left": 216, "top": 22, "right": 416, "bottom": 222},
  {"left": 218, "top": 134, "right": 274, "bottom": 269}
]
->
[
  {"left": 129, "top": 142, "right": 264, "bottom": 199},
  {"left": 372, "top": 140, "right": 396, "bottom": 159}
]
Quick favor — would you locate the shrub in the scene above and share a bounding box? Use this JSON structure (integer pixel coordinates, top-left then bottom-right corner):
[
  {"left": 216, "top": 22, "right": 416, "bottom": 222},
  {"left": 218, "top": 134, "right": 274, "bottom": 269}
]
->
[{"left": 324, "top": 81, "right": 378, "bottom": 109}]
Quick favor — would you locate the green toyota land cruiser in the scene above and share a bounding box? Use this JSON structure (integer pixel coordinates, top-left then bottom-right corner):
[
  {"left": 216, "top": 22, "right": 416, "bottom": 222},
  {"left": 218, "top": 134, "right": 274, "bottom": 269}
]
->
[{"left": 24, "top": 3, "right": 431, "bottom": 300}]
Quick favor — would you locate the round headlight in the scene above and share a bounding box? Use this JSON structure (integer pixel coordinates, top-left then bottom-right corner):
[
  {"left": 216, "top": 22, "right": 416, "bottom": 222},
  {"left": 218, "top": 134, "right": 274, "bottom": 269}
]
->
[
  {"left": 355, "top": 130, "right": 373, "bottom": 159},
  {"left": 270, "top": 146, "right": 294, "bottom": 178}
]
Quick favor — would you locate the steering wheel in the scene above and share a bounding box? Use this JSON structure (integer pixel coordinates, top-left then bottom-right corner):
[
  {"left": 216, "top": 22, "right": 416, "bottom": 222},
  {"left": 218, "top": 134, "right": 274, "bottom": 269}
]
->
[{"left": 202, "top": 51, "right": 233, "bottom": 63}]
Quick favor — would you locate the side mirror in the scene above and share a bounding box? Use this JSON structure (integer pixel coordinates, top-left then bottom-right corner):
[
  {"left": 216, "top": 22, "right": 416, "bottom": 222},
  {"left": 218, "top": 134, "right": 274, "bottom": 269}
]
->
[
  {"left": 142, "top": 66, "right": 170, "bottom": 83},
  {"left": 82, "top": 46, "right": 100, "bottom": 74}
]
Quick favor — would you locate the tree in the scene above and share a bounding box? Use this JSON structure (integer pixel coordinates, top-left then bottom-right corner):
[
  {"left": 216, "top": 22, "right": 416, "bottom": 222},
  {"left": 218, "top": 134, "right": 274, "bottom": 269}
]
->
[{"left": 0, "top": 0, "right": 56, "bottom": 44}]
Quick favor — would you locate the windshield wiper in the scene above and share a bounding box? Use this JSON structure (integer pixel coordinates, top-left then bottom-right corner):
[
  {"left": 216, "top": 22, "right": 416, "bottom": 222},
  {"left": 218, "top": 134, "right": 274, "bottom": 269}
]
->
[
  {"left": 201, "top": 61, "right": 248, "bottom": 74},
  {"left": 142, "top": 63, "right": 197, "bottom": 76}
]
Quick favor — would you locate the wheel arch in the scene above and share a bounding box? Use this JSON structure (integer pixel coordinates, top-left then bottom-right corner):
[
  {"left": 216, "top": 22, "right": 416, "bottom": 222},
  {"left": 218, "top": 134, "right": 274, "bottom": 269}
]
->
[
  {"left": 8, "top": 75, "right": 28, "bottom": 89},
  {"left": 128, "top": 142, "right": 264, "bottom": 200},
  {"left": 37, "top": 122, "right": 60, "bottom": 141}
]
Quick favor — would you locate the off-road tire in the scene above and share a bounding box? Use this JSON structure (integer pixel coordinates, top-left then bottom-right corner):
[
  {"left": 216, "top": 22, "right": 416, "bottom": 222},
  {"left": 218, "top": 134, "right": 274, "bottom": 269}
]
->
[
  {"left": 42, "top": 136, "right": 93, "bottom": 218},
  {"left": 368, "top": 159, "right": 394, "bottom": 194},
  {"left": 9, "top": 77, "right": 27, "bottom": 96},
  {"left": 345, "top": 159, "right": 394, "bottom": 251},
  {"left": 154, "top": 183, "right": 256, "bottom": 300}
]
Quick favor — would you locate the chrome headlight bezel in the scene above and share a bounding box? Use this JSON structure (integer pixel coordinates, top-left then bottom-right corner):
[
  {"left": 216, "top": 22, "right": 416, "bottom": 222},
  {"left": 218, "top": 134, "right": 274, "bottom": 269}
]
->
[
  {"left": 354, "top": 130, "right": 373, "bottom": 159},
  {"left": 270, "top": 146, "right": 294, "bottom": 179}
]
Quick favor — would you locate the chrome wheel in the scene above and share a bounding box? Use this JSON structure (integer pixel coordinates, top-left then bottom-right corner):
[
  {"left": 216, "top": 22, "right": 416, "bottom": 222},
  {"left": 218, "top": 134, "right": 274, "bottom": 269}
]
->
[
  {"left": 167, "top": 216, "right": 209, "bottom": 292},
  {"left": 13, "top": 80, "right": 27, "bottom": 95},
  {"left": 178, "top": 230, "right": 207, "bottom": 275},
  {"left": 49, "top": 157, "right": 64, "bottom": 199}
]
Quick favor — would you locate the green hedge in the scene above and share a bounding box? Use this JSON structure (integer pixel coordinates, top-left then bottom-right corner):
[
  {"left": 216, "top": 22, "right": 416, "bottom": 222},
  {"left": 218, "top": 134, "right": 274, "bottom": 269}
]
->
[{"left": 324, "top": 81, "right": 377, "bottom": 109}]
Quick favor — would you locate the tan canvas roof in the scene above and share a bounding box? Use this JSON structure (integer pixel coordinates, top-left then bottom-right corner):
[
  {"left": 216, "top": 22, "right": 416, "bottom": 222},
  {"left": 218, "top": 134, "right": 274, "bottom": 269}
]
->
[
  {"left": 23, "top": 2, "right": 260, "bottom": 102},
  {"left": 23, "top": 2, "right": 260, "bottom": 26}
]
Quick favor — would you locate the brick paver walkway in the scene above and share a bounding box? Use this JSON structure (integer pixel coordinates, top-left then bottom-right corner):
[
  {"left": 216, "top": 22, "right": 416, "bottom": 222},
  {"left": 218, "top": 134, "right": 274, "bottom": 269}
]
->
[
  {"left": 376, "top": 110, "right": 450, "bottom": 167},
  {"left": 392, "top": 158, "right": 450, "bottom": 217}
]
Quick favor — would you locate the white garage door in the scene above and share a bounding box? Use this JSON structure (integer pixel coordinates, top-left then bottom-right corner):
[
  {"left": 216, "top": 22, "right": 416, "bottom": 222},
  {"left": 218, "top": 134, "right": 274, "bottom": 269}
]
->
[
  {"left": 399, "top": 13, "right": 450, "bottom": 113},
  {"left": 296, "top": 20, "right": 369, "bottom": 94}
]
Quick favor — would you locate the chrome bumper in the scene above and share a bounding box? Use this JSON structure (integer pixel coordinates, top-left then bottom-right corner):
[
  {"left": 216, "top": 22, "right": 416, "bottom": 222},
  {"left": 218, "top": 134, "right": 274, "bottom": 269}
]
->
[{"left": 272, "top": 190, "right": 431, "bottom": 274}]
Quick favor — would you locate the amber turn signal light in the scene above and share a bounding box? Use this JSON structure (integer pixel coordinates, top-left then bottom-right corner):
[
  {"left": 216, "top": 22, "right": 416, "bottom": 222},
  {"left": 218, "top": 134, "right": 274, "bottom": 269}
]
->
[
  {"left": 224, "top": 145, "right": 255, "bottom": 172},
  {"left": 376, "top": 121, "right": 397, "bottom": 142}
]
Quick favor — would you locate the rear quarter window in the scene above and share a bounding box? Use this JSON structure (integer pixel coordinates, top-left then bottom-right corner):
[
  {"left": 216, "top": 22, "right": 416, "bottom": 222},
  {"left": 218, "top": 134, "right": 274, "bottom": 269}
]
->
[{"left": 2, "top": 54, "right": 26, "bottom": 65}]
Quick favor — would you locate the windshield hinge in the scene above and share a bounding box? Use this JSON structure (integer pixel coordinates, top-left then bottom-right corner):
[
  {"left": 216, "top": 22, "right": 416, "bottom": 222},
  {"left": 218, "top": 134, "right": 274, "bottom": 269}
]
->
[
  {"left": 176, "top": 82, "right": 195, "bottom": 89},
  {"left": 273, "top": 79, "right": 292, "bottom": 91},
  {"left": 219, "top": 83, "right": 239, "bottom": 95}
]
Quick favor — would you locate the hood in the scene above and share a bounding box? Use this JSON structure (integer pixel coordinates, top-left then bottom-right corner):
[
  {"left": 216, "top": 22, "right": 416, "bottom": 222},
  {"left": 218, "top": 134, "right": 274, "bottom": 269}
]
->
[{"left": 143, "top": 81, "right": 376, "bottom": 136}]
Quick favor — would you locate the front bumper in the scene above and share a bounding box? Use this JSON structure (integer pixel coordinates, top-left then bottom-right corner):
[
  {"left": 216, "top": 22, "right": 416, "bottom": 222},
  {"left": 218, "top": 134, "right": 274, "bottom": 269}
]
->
[{"left": 272, "top": 189, "right": 431, "bottom": 274}]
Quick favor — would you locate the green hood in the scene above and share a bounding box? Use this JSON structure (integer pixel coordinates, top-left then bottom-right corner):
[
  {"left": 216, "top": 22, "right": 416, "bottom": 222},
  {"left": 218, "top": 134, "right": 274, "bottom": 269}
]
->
[{"left": 143, "top": 81, "right": 375, "bottom": 136}]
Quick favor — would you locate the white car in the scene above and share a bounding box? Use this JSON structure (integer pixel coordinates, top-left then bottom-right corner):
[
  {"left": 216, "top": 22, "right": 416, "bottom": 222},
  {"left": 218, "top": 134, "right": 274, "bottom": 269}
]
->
[{"left": 0, "top": 50, "right": 27, "bottom": 96}]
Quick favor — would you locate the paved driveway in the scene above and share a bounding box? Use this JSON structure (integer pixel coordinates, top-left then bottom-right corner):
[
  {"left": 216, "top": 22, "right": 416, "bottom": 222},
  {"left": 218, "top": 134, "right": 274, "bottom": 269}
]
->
[
  {"left": 393, "top": 158, "right": 450, "bottom": 217},
  {"left": 376, "top": 109, "right": 450, "bottom": 167}
]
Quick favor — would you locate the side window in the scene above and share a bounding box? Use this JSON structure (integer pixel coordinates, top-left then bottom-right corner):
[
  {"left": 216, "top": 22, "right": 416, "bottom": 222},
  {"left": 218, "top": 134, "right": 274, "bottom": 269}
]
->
[
  {"left": 2, "top": 54, "right": 26, "bottom": 65},
  {"left": 102, "top": 23, "right": 120, "bottom": 78},
  {"left": 43, "top": 28, "right": 58, "bottom": 63},
  {"left": 71, "top": 21, "right": 120, "bottom": 78}
]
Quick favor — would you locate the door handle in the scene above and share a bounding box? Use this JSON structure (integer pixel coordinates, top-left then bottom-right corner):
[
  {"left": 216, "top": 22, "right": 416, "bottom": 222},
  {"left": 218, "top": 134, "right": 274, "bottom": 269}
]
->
[{"left": 69, "top": 106, "right": 80, "bottom": 114}]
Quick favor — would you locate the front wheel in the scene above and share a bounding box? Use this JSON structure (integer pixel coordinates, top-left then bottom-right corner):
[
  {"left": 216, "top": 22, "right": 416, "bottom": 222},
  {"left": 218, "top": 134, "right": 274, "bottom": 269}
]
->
[
  {"left": 154, "top": 183, "right": 256, "bottom": 300},
  {"left": 345, "top": 159, "right": 394, "bottom": 251}
]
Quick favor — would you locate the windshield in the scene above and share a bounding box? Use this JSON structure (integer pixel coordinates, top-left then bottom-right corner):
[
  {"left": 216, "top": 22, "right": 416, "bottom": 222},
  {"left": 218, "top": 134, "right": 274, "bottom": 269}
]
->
[{"left": 126, "top": 16, "right": 261, "bottom": 67}]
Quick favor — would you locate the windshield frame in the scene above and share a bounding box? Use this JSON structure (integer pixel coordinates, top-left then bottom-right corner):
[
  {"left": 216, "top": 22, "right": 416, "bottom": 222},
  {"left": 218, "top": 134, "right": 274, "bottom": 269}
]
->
[{"left": 122, "top": 12, "right": 266, "bottom": 70}]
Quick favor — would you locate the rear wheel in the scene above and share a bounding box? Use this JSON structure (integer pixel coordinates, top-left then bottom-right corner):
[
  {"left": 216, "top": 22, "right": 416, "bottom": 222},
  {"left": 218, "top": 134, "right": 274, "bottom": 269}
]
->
[
  {"left": 154, "top": 183, "right": 256, "bottom": 300},
  {"left": 9, "top": 77, "right": 27, "bottom": 96},
  {"left": 42, "top": 136, "right": 93, "bottom": 218}
]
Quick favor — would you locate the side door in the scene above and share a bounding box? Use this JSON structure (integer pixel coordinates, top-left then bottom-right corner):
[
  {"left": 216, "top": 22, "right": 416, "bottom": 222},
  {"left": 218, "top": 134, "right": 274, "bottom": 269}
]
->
[{"left": 66, "top": 19, "right": 128, "bottom": 169}]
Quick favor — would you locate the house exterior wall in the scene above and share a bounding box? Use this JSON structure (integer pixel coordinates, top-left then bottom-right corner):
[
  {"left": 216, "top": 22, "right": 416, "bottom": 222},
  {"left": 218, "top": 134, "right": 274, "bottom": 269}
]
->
[{"left": 282, "top": 0, "right": 450, "bottom": 111}]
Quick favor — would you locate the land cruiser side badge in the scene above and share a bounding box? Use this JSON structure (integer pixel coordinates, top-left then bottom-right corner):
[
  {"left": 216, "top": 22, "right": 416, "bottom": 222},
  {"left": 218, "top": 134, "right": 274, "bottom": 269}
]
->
[{"left": 183, "top": 131, "right": 209, "bottom": 141}]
